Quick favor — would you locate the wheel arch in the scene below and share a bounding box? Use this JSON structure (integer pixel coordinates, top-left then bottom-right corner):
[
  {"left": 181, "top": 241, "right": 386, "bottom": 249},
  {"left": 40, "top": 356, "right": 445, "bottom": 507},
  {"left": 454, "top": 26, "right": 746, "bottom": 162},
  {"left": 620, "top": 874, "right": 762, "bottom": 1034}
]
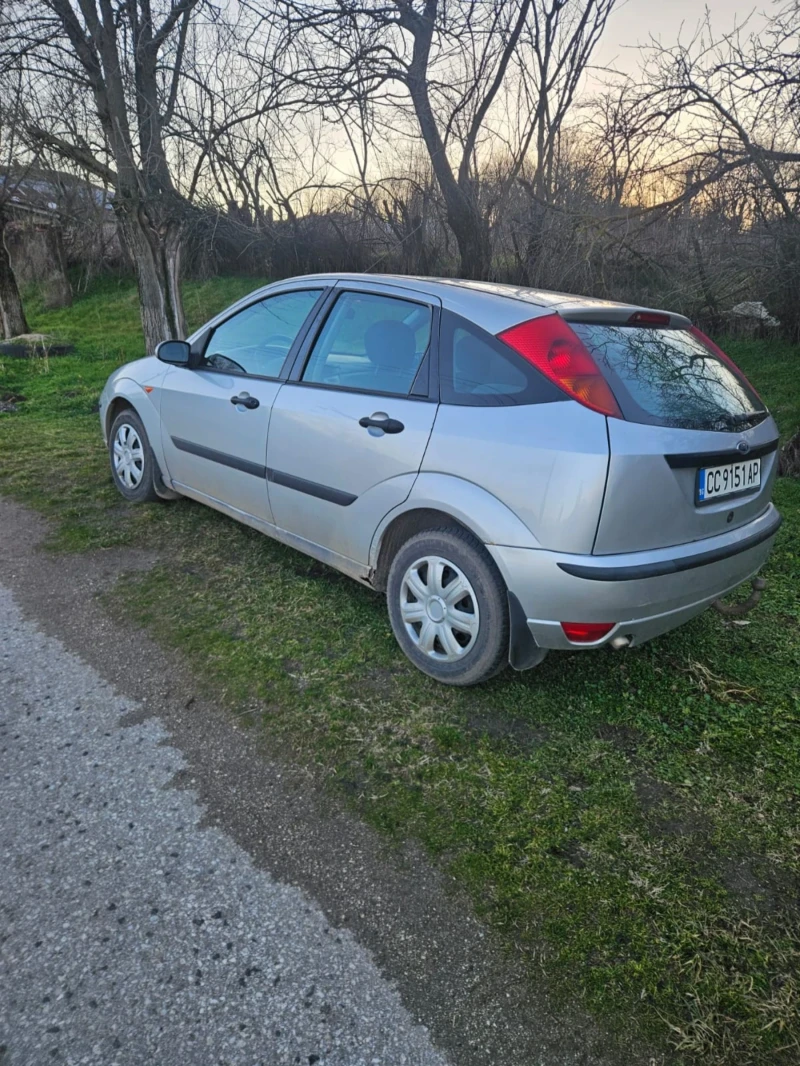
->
[
  {"left": 370, "top": 478, "right": 547, "bottom": 672},
  {"left": 370, "top": 474, "right": 541, "bottom": 591},
  {"left": 105, "top": 395, "right": 136, "bottom": 440},
  {"left": 370, "top": 474, "right": 540, "bottom": 589},
  {"left": 371, "top": 508, "right": 471, "bottom": 591}
]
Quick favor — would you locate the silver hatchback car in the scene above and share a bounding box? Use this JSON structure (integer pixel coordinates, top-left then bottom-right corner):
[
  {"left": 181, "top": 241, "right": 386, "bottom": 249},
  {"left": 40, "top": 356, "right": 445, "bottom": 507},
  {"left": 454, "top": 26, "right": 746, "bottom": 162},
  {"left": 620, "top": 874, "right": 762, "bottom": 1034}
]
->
[{"left": 100, "top": 274, "right": 781, "bottom": 685}]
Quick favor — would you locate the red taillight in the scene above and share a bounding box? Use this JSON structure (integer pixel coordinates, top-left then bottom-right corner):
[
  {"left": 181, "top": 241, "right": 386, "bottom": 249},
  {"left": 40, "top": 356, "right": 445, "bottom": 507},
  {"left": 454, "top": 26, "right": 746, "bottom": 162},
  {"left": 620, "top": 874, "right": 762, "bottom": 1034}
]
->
[
  {"left": 497, "top": 314, "right": 622, "bottom": 418},
  {"left": 628, "top": 311, "right": 670, "bottom": 326},
  {"left": 689, "top": 326, "right": 762, "bottom": 400},
  {"left": 560, "top": 621, "right": 615, "bottom": 644}
]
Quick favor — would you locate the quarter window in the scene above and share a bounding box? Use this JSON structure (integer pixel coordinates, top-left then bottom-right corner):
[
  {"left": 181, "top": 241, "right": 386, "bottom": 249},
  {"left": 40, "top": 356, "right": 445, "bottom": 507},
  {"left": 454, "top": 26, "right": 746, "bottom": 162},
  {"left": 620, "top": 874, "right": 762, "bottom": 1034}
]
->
[
  {"left": 203, "top": 289, "right": 322, "bottom": 377},
  {"left": 439, "top": 312, "right": 563, "bottom": 407},
  {"left": 302, "top": 291, "right": 432, "bottom": 395}
]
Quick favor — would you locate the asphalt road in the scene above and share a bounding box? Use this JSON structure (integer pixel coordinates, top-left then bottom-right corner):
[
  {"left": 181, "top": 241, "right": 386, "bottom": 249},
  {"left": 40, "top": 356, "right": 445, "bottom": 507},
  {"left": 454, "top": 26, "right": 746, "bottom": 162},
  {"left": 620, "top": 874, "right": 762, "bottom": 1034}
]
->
[
  {"left": 0, "top": 497, "right": 637, "bottom": 1066},
  {"left": 0, "top": 583, "right": 448, "bottom": 1066}
]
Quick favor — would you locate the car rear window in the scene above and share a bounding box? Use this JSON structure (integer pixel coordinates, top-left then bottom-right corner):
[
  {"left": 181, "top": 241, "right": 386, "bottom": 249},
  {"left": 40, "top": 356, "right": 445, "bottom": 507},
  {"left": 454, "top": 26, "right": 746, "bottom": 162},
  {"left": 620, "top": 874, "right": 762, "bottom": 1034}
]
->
[{"left": 570, "top": 324, "right": 767, "bottom": 431}]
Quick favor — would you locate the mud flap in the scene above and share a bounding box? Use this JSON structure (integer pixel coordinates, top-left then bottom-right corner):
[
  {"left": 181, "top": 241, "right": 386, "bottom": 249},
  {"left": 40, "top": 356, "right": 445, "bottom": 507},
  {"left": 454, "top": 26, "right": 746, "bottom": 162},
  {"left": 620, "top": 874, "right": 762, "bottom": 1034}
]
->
[
  {"left": 153, "top": 463, "right": 181, "bottom": 501},
  {"left": 508, "top": 591, "right": 549, "bottom": 671}
]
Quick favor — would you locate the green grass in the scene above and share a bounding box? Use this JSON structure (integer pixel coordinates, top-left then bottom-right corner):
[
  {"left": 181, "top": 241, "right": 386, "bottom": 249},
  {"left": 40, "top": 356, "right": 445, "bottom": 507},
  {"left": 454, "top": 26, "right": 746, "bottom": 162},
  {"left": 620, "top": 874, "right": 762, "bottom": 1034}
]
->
[{"left": 2, "top": 276, "right": 799, "bottom": 1065}]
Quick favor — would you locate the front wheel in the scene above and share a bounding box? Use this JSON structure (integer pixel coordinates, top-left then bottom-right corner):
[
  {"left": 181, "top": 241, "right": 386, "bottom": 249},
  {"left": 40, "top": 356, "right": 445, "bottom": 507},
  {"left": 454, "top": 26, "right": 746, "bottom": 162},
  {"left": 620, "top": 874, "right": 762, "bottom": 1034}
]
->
[
  {"left": 386, "top": 527, "right": 509, "bottom": 686},
  {"left": 108, "top": 408, "right": 161, "bottom": 503}
]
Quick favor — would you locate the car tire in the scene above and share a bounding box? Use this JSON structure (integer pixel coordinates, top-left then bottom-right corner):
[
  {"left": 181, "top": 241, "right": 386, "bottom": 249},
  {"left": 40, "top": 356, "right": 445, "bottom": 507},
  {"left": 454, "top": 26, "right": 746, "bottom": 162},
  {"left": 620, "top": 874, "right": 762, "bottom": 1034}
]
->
[
  {"left": 108, "top": 408, "right": 162, "bottom": 504},
  {"left": 386, "top": 527, "right": 509, "bottom": 686}
]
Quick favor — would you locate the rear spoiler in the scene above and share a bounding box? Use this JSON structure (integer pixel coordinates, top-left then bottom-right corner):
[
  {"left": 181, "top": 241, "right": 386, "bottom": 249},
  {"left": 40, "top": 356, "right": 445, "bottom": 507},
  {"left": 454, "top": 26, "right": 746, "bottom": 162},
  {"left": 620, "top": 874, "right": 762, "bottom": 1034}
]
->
[{"left": 559, "top": 307, "right": 691, "bottom": 329}]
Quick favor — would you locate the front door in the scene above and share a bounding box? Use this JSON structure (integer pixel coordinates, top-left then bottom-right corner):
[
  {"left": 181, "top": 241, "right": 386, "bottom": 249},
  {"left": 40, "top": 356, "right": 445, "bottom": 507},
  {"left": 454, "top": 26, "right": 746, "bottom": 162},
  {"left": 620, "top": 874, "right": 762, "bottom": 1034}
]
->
[
  {"left": 266, "top": 285, "right": 440, "bottom": 565},
  {"left": 159, "top": 286, "right": 325, "bottom": 523}
]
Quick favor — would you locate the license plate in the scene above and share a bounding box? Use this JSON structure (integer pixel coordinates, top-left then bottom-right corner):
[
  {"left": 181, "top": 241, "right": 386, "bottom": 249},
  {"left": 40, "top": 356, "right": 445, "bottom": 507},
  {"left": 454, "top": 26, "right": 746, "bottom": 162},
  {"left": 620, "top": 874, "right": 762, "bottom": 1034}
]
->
[{"left": 697, "top": 458, "right": 761, "bottom": 502}]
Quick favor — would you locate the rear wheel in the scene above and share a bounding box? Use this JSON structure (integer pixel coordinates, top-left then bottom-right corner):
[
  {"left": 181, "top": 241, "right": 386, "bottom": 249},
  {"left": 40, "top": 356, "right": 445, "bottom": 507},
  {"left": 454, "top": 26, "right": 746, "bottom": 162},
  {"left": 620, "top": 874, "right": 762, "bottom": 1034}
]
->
[
  {"left": 387, "top": 527, "right": 509, "bottom": 686},
  {"left": 108, "top": 409, "right": 161, "bottom": 503}
]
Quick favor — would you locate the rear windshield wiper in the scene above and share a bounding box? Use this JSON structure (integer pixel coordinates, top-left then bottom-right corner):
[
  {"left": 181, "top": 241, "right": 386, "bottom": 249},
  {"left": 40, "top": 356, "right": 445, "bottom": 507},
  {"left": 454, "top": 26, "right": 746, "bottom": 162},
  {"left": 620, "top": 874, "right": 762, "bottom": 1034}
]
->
[{"left": 717, "top": 411, "right": 768, "bottom": 431}]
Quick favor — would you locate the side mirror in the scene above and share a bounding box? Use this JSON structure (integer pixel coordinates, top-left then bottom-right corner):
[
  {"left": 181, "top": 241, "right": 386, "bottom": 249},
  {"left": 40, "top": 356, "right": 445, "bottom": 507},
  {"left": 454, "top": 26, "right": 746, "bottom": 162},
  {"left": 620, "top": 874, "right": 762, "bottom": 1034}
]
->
[{"left": 156, "top": 339, "right": 192, "bottom": 365}]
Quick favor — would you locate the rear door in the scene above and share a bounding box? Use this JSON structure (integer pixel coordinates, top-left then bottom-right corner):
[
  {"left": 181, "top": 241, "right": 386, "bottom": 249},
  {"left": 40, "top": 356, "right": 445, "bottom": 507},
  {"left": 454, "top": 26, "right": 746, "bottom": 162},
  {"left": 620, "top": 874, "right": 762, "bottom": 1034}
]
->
[
  {"left": 568, "top": 323, "right": 780, "bottom": 553},
  {"left": 159, "top": 285, "right": 325, "bottom": 523},
  {"left": 266, "top": 283, "right": 440, "bottom": 564}
]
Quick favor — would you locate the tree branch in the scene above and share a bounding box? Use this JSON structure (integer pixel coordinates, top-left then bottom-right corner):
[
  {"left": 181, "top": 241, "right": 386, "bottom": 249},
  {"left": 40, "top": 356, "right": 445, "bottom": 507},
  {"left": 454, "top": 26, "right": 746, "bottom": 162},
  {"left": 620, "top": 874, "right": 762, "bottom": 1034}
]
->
[
  {"left": 24, "top": 122, "right": 117, "bottom": 184},
  {"left": 160, "top": 6, "right": 191, "bottom": 126},
  {"left": 153, "top": 0, "right": 201, "bottom": 49},
  {"left": 458, "top": 0, "right": 532, "bottom": 188}
]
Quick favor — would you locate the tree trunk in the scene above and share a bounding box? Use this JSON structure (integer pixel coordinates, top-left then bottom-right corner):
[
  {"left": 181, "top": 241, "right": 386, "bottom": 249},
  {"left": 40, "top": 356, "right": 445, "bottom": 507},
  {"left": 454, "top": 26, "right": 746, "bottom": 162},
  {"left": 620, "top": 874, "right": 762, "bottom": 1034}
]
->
[
  {"left": 0, "top": 214, "right": 29, "bottom": 339},
  {"left": 521, "top": 201, "right": 546, "bottom": 287},
  {"left": 692, "top": 234, "right": 722, "bottom": 334},
  {"left": 163, "top": 220, "right": 187, "bottom": 339},
  {"left": 448, "top": 203, "right": 492, "bottom": 280},
  {"left": 41, "top": 225, "right": 73, "bottom": 310},
  {"left": 33, "top": 0, "right": 195, "bottom": 353},
  {"left": 114, "top": 196, "right": 186, "bottom": 353},
  {"left": 403, "top": 7, "right": 493, "bottom": 281}
]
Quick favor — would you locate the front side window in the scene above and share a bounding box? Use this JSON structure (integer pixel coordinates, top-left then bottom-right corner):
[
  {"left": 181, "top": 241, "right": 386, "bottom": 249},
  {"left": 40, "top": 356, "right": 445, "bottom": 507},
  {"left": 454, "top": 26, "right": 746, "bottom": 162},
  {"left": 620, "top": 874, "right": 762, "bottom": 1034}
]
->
[
  {"left": 203, "top": 289, "right": 322, "bottom": 377},
  {"left": 302, "top": 291, "right": 432, "bottom": 395}
]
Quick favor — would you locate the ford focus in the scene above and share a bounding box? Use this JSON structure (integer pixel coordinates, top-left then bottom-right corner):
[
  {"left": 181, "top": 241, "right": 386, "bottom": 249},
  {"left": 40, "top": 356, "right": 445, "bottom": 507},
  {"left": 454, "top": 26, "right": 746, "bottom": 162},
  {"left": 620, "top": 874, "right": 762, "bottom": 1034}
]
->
[{"left": 100, "top": 274, "right": 781, "bottom": 685}]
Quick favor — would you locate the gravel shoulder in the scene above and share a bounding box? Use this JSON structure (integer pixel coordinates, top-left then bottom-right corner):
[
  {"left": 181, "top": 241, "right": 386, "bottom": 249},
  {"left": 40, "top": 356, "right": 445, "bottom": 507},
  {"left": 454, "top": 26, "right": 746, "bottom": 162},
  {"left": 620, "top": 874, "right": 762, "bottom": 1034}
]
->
[
  {"left": 0, "top": 497, "right": 621, "bottom": 1066},
  {"left": 0, "top": 582, "right": 448, "bottom": 1066}
]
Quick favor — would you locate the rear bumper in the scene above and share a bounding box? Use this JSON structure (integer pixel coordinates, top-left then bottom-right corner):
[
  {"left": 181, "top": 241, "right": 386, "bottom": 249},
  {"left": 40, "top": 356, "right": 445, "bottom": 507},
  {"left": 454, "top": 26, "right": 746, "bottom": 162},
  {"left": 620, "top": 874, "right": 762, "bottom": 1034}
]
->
[{"left": 489, "top": 504, "right": 781, "bottom": 652}]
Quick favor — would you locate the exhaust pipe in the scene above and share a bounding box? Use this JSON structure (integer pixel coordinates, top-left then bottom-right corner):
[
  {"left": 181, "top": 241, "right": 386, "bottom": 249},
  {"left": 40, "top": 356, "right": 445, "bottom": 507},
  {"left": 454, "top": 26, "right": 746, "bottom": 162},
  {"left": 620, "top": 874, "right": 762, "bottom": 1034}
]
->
[{"left": 610, "top": 635, "right": 631, "bottom": 650}]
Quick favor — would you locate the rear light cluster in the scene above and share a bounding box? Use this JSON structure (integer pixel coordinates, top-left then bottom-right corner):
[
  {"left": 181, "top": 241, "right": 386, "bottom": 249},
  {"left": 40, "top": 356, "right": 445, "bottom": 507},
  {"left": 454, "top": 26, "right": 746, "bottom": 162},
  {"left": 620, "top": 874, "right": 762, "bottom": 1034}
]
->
[
  {"left": 560, "top": 621, "right": 615, "bottom": 643},
  {"left": 497, "top": 314, "right": 622, "bottom": 418}
]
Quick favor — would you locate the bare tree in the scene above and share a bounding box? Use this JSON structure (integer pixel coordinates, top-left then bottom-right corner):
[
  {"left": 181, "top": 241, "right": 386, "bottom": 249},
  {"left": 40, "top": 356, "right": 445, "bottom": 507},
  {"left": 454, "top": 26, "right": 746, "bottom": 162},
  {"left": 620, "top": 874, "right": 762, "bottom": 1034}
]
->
[
  {"left": 626, "top": 2, "right": 800, "bottom": 465},
  {"left": 631, "top": 6, "right": 800, "bottom": 323},
  {"left": 638, "top": 8, "right": 799, "bottom": 212},
  {"left": 580, "top": 85, "right": 659, "bottom": 207},
  {"left": 282, "top": 0, "right": 615, "bottom": 279},
  {"left": 0, "top": 65, "right": 31, "bottom": 338},
  {"left": 174, "top": 10, "right": 326, "bottom": 242},
  {"left": 4, "top": 0, "right": 210, "bottom": 351}
]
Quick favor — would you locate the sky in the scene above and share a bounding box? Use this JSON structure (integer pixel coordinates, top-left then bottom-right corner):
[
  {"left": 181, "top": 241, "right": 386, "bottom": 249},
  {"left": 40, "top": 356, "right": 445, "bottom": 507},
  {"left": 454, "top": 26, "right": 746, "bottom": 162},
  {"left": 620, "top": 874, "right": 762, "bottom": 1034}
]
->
[{"left": 594, "top": 0, "right": 768, "bottom": 76}]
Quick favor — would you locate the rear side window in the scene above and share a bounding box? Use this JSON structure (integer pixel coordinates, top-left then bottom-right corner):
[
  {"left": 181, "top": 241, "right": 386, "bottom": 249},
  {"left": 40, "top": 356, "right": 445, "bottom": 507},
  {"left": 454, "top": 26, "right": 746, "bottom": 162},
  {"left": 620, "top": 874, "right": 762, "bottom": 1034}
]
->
[
  {"left": 571, "top": 324, "right": 767, "bottom": 431},
  {"left": 439, "top": 312, "right": 563, "bottom": 407},
  {"left": 302, "top": 291, "right": 432, "bottom": 396}
]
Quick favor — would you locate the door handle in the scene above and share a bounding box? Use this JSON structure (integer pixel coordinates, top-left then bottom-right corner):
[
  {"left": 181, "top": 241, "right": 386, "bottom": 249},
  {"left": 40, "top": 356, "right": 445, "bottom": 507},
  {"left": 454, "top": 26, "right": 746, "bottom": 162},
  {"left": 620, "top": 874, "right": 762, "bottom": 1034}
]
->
[
  {"left": 359, "top": 414, "right": 405, "bottom": 434},
  {"left": 231, "top": 393, "right": 259, "bottom": 409}
]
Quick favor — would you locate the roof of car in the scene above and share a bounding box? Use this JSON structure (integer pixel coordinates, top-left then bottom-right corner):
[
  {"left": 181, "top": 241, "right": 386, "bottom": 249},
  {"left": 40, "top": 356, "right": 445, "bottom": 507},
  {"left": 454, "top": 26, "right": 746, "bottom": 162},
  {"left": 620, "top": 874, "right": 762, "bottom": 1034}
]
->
[
  {"left": 288, "top": 272, "right": 635, "bottom": 306},
  {"left": 281, "top": 273, "right": 690, "bottom": 329},
  {"left": 186, "top": 273, "right": 690, "bottom": 344}
]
